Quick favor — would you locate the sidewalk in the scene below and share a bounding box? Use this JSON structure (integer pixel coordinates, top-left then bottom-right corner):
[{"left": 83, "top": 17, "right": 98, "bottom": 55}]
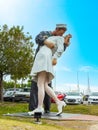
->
[{"left": 65, "top": 114, "right": 98, "bottom": 121}]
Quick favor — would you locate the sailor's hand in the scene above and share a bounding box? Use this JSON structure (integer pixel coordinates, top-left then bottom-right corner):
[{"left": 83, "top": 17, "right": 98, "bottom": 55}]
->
[
  {"left": 64, "top": 34, "right": 72, "bottom": 47},
  {"left": 52, "top": 58, "right": 57, "bottom": 65}
]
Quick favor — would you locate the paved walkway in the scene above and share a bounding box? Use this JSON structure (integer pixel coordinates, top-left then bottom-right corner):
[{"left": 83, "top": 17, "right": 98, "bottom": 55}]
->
[{"left": 65, "top": 114, "right": 98, "bottom": 121}]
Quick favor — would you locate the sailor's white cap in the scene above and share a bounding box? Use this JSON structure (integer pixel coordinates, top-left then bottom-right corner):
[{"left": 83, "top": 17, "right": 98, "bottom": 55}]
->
[{"left": 56, "top": 24, "right": 67, "bottom": 29}]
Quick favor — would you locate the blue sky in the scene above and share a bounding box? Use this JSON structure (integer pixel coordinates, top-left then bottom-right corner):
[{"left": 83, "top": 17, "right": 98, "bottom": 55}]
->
[{"left": 0, "top": 0, "right": 98, "bottom": 93}]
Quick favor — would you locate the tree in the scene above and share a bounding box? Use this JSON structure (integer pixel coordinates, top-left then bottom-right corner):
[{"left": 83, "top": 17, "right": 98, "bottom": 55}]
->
[
  {"left": 0, "top": 24, "right": 34, "bottom": 101},
  {"left": 3, "top": 81, "right": 20, "bottom": 89}
]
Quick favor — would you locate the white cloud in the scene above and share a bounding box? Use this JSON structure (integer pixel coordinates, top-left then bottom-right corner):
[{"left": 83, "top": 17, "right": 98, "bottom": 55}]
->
[
  {"left": 79, "top": 65, "right": 98, "bottom": 73},
  {"left": 54, "top": 65, "right": 71, "bottom": 72},
  {"left": 55, "top": 83, "right": 98, "bottom": 94},
  {"left": 79, "top": 66, "right": 93, "bottom": 72}
]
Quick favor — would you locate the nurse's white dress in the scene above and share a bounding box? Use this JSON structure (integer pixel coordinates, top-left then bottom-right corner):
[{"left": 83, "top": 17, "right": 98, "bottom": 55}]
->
[{"left": 30, "top": 36, "right": 64, "bottom": 82}]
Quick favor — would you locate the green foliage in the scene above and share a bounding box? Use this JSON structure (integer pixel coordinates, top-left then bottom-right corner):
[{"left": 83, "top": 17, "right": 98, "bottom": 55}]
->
[
  {"left": 3, "top": 80, "right": 31, "bottom": 89},
  {"left": 0, "top": 24, "right": 34, "bottom": 79},
  {"left": 3, "top": 81, "right": 21, "bottom": 89},
  {"left": 0, "top": 24, "right": 34, "bottom": 101}
]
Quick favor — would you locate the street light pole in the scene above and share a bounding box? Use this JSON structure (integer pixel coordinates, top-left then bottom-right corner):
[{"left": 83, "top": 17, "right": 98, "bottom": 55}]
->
[{"left": 77, "top": 71, "right": 80, "bottom": 92}]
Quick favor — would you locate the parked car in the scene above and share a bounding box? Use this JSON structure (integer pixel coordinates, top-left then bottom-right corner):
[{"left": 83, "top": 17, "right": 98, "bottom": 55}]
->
[
  {"left": 14, "top": 87, "right": 30, "bottom": 102},
  {"left": 88, "top": 92, "right": 98, "bottom": 104},
  {"left": 3, "top": 88, "right": 23, "bottom": 101},
  {"left": 51, "top": 91, "right": 66, "bottom": 103},
  {"left": 64, "top": 92, "right": 83, "bottom": 104}
]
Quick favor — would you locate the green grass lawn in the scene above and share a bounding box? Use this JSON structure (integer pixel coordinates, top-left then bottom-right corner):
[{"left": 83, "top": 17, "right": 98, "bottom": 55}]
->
[
  {"left": 0, "top": 102, "right": 98, "bottom": 116},
  {"left": 51, "top": 103, "right": 98, "bottom": 116},
  {"left": 0, "top": 102, "right": 98, "bottom": 130}
]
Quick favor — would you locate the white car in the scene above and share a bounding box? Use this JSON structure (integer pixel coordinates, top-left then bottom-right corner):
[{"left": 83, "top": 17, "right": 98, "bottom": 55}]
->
[
  {"left": 3, "top": 88, "right": 22, "bottom": 101},
  {"left": 14, "top": 88, "right": 30, "bottom": 102},
  {"left": 88, "top": 92, "right": 98, "bottom": 104},
  {"left": 64, "top": 92, "right": 83, "bottom": 104}
]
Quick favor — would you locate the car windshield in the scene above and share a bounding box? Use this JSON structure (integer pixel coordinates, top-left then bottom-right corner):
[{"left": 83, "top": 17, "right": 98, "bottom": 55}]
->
[
  {"left": 90, "top": 92, "right": 98, "bottom": 96},
  {"left": 66, "top": 92, "right": 80, "bottom": 96},
  {"left": 21, "top": 88, "right": 30, "bottom": 92},
  {"left": 6, "top": 88, "right": 23, "bottom": 92}
]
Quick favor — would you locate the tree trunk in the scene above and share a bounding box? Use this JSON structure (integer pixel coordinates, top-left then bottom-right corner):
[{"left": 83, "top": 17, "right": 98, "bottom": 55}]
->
[{"left": 0, "top": 73, "right": 3, "bottom": 102}]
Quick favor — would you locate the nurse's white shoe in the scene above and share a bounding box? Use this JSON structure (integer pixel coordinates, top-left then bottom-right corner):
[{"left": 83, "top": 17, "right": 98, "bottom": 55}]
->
[
  {"left": 28, "top": 107, "right": 44, "bottom": 116},
  {"left": 56, "top": 101, "right": 66, "bottom": 116}
]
